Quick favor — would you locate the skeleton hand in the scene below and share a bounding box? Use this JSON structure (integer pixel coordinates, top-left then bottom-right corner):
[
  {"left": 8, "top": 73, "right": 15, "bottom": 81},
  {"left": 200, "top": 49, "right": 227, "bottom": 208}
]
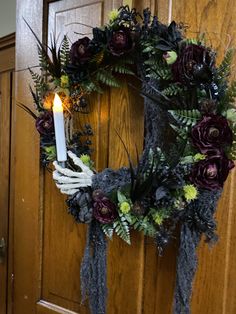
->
[{"left": 53, "top": 151, "right": 94, "bottom": 195}]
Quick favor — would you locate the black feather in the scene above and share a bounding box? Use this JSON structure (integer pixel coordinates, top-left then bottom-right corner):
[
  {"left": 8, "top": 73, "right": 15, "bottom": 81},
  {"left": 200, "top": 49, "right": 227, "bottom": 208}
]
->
[{"left": 24, "top": 18, "right": 62, "bottom": 78}]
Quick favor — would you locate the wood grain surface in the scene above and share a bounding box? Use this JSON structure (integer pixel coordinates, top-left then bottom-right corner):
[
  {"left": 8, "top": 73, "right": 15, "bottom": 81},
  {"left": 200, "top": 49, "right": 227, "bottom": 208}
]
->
[
  {"left": 172, "top": 2, "right": 236, "bottom": 313},
  {"left": 13, "top": 0, "right": 236, "bottom": 314},
  {"left": 0, "top": 34, "right": 15, "bottom": 314},
  {"left": 0, "top": 72, "right": 11, "bottom": 314}
]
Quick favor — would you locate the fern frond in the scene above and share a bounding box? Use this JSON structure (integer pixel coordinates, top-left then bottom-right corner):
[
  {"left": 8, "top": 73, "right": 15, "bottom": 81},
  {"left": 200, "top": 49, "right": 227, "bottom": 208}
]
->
[
  {"left": 168, "top": 109, "right": 201, "bottom": 127},
  {"left": 101, "top": 224, "right": 114, "bottom": 239},
  {"left": 91, "top": 51, "right": 104, "bottom": 64},
  {"left": 131, "top": 216, "right": 156, "bottom": 237},
  {"left": 147, "top": 66, "right": 172, "bottom": 80},
  {"left": 144, "top": 57, "right": 159, "bottom": 66},
  {"left": 228, "top": 122, "right": 236, "bottom": 159},
  {"left": 81, "top": 80, "right": 103, "bottom": 94},
  {"left": 29, "top": 68, "right": 48, "bottom": 102},
  {"left": 112, "top": 64, "right": 134, "bottom": 75},
  {"left": 113, "top": 214, "right": 131, "bottom": 244},
  {"left": 170, "top": 124, "right": 189, "bottom": 139},
  {"left": 60, "top": 36, "right": 70, "bottom": 67},
  {"left": 219, "top": 80, "right": 236, "bottom": 110},
  {"left": 96, "top": 68, "right": 120, "bottom": 87},
  {"left": 218, "top": 48, "right": 235, "bottom": 79},
  {"left": 120, "top": 56, "right": 135, "bottom": 65},
  {"left": 29, "top": 85, "right": 43, "bottom": 111},
  {"left": 37, "top": 45, "right": 49, "bottom": 72},
  {"left": 162, "top": 84, "right": 183, "bottom": 96}
]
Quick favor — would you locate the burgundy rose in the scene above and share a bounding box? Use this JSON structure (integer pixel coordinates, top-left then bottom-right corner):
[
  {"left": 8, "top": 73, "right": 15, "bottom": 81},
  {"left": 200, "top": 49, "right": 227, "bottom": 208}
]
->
[
  {"left": 92, "top": 190, "right": 118, "bottom": 224},
  {"left": 172, "top": 44, "right": 214, "bottom": 85},
  {"left": 36, "top": 111, "right": 54, "bottom": 136},
  {"left": 108, "top": 26, "right": 134, "bottom": 56},
  {"left": 190, "top": 154, "right": 234, "bottom": 190},
  {"left": 70, "top": 37, "right": 91, "bottom": 65},
  {"left": 191, "top": 115, "right": 233, "bottom": 154}
]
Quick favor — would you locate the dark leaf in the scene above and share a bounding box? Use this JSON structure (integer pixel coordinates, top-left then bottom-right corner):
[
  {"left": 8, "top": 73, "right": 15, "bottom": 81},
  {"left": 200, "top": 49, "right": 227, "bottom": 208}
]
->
[{"left": 155, "top": 186, "right": 168, "bottom": 200}]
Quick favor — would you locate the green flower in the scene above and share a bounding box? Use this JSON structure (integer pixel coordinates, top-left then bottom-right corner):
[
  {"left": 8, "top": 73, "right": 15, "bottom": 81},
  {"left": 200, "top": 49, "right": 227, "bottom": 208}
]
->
[
  {"left": 193, "top": 153, "right": 206, "bottom": 161},
  {"left": 108, "top": 9, "right": 119, "bottom": 22},
  {"left": 44, "top": 145, "right": 56, "bottom": 161},
  {"left": 226, "top": 108, "right": 236, "bottom": 123},
  {"left": 120, "top": 201, "right": 131, "bottom": 214},
  {"left": 183, "top": 184, "right": 198, "bottom": 202},
  {"left": 80, "top": 154, "right": 91, "bottom": 166},
  {"left": 60, "top": 75, "right": 69, "bottom": 88},
  {"left": 163, "top": 51, "right": 178, "bottom": 65},
  {"left": 153, "top": 213, "right": 164, "bottom": 225}
]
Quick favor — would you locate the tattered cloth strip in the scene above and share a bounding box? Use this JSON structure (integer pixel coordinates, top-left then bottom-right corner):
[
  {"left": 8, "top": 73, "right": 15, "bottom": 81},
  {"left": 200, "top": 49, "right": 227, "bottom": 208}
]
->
[
  {"left": 80, "top": 220, "right": 107, "bottom": 314},
  {"left": 173, "top": 189, "right": 221, "bottom": 314},
  {"left": 80, "top": 194, "right": 220, "bottom": 314},
  {"left": 82, "top": 82, "right": 222, "bottom": 314}
]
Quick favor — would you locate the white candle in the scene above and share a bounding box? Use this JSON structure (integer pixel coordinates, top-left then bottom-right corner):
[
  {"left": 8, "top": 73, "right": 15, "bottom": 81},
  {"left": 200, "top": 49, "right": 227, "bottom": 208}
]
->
[{"left": 53, "top": 93, "right": 67, "bottom": 162}]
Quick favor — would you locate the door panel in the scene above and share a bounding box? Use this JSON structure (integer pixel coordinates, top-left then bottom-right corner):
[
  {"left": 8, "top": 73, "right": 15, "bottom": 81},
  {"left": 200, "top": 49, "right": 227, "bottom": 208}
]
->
[
  {"left": 0, "top": 72, "right": 11, "bottom": 314},
  {"left": 14, "top": 1, "right": 236, "bottom": 314},
  {"left": 0, "top": 37, "right": 15, "bottom": 314},
  {"left": 172, "top": 2, "right": 236, "bottom": 313}
]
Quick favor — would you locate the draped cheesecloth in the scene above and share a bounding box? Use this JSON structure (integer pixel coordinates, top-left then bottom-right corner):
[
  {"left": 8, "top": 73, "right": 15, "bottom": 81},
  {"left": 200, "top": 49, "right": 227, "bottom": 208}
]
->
[{"left": 80, "top": 79, "right": 221, "bottom": 314}]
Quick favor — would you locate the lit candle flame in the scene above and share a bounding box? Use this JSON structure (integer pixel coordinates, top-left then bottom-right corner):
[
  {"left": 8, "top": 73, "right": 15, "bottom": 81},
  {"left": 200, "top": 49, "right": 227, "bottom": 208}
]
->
[{"left": 53, "top": 93, "right": 63, "bottom": 112}]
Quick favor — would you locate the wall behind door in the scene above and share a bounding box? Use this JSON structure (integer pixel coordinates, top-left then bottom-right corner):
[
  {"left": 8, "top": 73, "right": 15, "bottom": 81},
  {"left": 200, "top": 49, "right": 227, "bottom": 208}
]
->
[{"left": 0, "top": 0, "right": 16, "bottom": 38}]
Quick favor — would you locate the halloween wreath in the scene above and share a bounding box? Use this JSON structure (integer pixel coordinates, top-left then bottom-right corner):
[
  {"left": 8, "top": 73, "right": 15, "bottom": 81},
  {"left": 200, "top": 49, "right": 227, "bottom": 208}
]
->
[{"left": 23, "top": 6, "right": 236, "bottom": 314}]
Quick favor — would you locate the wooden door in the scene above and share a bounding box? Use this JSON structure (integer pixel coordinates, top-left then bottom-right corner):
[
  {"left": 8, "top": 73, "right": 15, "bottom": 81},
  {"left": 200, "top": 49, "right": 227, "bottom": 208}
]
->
[
  {"left": 14, "top": 1, "right": 236, "bottom": 314},
  {"left": 0, "top": 34, "right": 15, "bottom": 314}
]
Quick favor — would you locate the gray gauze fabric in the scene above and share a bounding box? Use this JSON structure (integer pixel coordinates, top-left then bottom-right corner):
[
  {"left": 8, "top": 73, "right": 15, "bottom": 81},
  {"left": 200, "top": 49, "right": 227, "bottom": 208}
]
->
[
  {"left": 80, "top": 220, "right": 107, "bottom": 314},
  {"left": 173, "top": 189, "right": 221, "bottom": 314},
  {"left": 82, "top": 78, "right": 222, "bottom": 314}
]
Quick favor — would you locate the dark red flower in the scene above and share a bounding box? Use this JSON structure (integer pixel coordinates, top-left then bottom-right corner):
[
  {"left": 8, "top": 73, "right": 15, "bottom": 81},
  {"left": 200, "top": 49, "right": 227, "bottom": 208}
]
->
[
  {"left": 190, "top": 154, "right": 234, "bottom": 190},
  {"left": 172, "top": 44, "right": 214, "bottom": 86},
  {"left": 108, "top": 26, "right": 134, "bottom": 56},
  {"left": 191, "top": 115, "right": 233, "bottom": 154},
  {"left": 92, "top": 190, "right": 118, "bottom": 224},
  {"left": 70, "top": 37, "right": 91, "bottom": 65},
  {"left": 36, "top": 111, "right": 54, "bottom": 135}
]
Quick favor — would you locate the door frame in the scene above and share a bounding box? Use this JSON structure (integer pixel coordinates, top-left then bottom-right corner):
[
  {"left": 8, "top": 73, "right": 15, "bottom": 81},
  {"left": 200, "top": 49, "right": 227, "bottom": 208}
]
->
[{"left": 0, "top": 32, "right": 15, "bottom": 314}]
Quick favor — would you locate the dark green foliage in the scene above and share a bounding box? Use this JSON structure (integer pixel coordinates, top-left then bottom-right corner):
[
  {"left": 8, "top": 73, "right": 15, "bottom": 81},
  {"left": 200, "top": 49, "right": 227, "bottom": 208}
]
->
[
  {"left": 101, "top": 224, "right": 114, "bottom": 239},
  {"left": 216, "top": 48, "right": 236, "bottom": 111},
  {"left": 96, "top": 68, "right": 120, "bottom": 87},
  {"left": 147, "top": 66, "right": 172, "bottom": 81},
  {"left": 131, "top": 215, "right": 157, "bottom": 237},
  {"left": 60, "top": 36, "right": 70, "bottom": 67},
  {"left": 29, "top": 68, "right": 48, "bottom": 104},
  {"left": 81, "top": 80, "right": 103, "bottom": 94},
  {"left": 24, "top": 19, "right": 62, "bottom": 78},
  {"left": 217, "top": 48, "right": 234, "bottom": 80},
  {"left": 169, "top": 109, "right": 201, "bottom": 127},
  {"left": 169, "top": 124, "right": 190, "bottom": 140},
  {"left": 229, "top": 123, "right": 236, "bottom": 159},
  {"left": 29, "top": 85, "right": 43, "bottom": 111},
  {"left": 218, "top": 80, "right": 236, "bottom": 110},
  {"left": 145, "top": 58, "right": 172, "bottom": 81},
  {"left": 113, "top": 213, "right": 131, "bottom": 244},
  {"left": 165, "top": 136, "right": 188, "bottom": 167},
  {"left": 162, "top": 84, "right": 183, "bottom": 97},
  {"left": 111, "top": 64, "right": 134, "bottom": 75}
]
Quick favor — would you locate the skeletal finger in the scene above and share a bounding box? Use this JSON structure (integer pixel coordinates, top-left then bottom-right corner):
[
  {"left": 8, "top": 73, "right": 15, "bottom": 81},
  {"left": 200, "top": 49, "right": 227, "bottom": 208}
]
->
[
  {"left": 68, "top": 151, "right": 94, "bottom": 176},
  {"left": 59, "top": 188, "right": 80, "bottom": 195},
  {"left": 53, "top": 161, "right": 88, "bottom": 178},
  {"left": 55, "top": 181, "right": 92, "bottom": 191},
  {"left": 53, "top": 170, "right": 91, "bottom": 182}
]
